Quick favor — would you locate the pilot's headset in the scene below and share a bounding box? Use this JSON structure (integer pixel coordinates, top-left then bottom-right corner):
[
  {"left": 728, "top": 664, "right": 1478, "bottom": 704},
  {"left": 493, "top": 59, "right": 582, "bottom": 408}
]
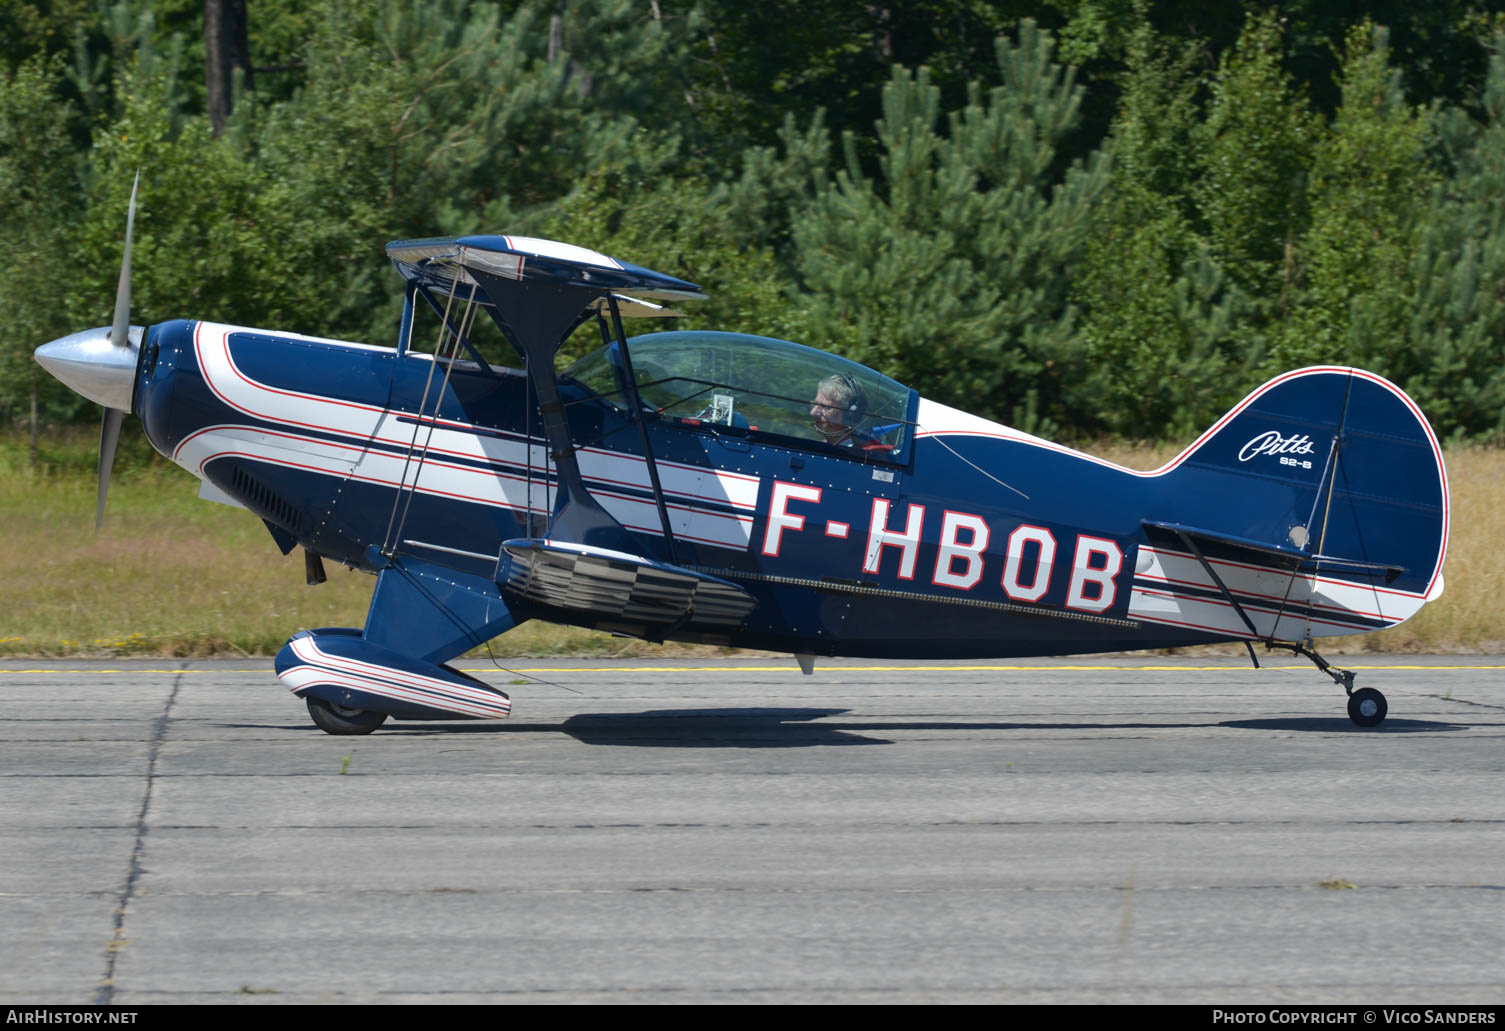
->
[{"left": 833, "top": 372, "right": 867, "bottom": 422}]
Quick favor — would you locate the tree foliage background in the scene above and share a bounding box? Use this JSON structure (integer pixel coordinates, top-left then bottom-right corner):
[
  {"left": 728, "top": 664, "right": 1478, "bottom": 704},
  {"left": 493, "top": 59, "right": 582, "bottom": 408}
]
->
[{"left": 4, "top": 0, "right": 1505, "bottom": 443}]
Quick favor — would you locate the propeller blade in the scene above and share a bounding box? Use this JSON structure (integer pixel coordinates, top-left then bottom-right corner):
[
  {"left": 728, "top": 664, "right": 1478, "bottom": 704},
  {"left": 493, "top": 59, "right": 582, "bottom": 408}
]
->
[
  {"left": 109, "top": 171, "right": 138, "bottom": 348},
  {"left": 97, "top": 171, "right": 138, "bottom": 531},
  {"left": 96, "top": 407, "right": 124, "bottom": 531}
]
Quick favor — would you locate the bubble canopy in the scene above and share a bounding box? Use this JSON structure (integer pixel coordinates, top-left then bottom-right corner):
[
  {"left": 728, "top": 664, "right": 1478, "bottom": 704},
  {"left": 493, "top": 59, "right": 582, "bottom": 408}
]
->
[{"left": 564, "top": 330, "right": 916, "bottom": 459}]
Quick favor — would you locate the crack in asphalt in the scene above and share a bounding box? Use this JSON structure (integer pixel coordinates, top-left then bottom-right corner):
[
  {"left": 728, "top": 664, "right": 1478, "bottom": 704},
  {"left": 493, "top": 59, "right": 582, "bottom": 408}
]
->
[{"left": 95, "top": 663, "right": 184, "bottom": 1006}]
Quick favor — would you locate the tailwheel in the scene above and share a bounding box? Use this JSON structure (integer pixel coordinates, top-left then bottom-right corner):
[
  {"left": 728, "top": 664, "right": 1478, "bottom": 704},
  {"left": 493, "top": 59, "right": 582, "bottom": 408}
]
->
[
  {"left": 307, "top": 697, "right": 388, "bottom": 735},
  {"left": 1346, "top": 687, "right": 1387, "bottom": 728},
  {"left": 1268, "top": 641, "right": 1388, "bottom": 727}
]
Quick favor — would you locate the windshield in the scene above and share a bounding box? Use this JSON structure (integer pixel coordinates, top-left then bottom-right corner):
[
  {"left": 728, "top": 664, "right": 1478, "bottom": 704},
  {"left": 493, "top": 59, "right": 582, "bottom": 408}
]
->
[{"left": 563, "top": 330, "right": 914, "bottom": 458}]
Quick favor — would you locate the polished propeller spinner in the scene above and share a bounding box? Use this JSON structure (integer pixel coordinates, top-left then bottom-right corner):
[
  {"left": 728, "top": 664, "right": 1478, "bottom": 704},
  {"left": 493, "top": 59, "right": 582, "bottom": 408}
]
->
[{"left": 32, "top": 172, "right": 141, "bottom": 530}]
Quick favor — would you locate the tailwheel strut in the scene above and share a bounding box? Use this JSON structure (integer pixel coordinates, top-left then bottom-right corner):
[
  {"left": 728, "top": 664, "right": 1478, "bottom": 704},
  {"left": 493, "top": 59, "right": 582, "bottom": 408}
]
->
[{"left": 1269, "top": 641, "right": 1386, "bottom": 728}]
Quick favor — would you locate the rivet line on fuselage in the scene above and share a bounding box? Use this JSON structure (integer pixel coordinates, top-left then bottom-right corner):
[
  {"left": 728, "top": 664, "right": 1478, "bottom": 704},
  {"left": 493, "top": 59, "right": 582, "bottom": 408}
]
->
[{"left": 682, "top": 565, "right": 1141, "bottom": 629}]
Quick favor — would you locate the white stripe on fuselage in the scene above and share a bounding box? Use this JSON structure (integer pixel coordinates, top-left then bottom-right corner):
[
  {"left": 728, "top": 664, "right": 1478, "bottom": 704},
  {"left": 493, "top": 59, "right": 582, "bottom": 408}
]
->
[{"left": 179, "top": 322, "right": 757, "bottom": 549}]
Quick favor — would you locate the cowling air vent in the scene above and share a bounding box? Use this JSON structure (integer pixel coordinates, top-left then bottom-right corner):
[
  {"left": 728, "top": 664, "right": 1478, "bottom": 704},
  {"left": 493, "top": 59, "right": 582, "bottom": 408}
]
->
[{"left": 229, "top": 464, "right": 305, "bottom": 533}]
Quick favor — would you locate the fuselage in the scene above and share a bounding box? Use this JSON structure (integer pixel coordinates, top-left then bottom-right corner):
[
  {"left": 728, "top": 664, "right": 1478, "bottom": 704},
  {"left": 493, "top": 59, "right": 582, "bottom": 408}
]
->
[{"left": 127, "top": 319, "right": 1443, "bottom": 659}]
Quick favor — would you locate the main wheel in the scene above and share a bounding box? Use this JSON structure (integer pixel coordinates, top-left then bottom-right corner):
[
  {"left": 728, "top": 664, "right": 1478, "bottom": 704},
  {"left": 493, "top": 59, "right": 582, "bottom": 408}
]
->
[
  {"left": 1346, "top": 687, "right": 1387, "bottom": 728},
  {"left": 306, "top": 696, "right": 388, "bottom": 735}
]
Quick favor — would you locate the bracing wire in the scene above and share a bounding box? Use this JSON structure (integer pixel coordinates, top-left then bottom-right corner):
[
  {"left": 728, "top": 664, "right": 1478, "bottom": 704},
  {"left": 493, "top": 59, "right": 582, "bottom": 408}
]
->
[
  {"left": 382, "top": 267, "right": 463, "bottom": 556},
  {"left": 389, "top": 286, "right": 481, "bottom": 548},
  {"left": 483, "top": 637, "right": 583, "bottom": 695},
  {"left": 923, "top": 431, "right": 1030, "bottom": 501}
]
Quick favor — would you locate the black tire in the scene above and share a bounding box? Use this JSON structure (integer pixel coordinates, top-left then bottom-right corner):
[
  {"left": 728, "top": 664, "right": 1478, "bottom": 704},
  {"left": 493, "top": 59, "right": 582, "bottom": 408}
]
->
[
  {"left": 1347, "top": 687, "right": 1387, "bottom": 728},
  {"left": 307, "top": 696, "right": 388, "bottom": 735}
]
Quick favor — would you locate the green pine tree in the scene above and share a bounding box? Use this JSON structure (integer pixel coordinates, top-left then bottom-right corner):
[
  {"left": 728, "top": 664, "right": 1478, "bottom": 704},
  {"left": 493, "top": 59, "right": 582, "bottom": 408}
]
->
[
  {"left": 0, "top": 54, "right": 88, "bottom": 425},
  {"left": 1071, "top": 12, "right": 1247, "bottom": 439},
  {"left": 1377, "top": 38, "right": 1505, "bottom": 439},
  {"left": 793, "top": 20, "right": 1107, "bottom": 434},
  {"left": 1271, "top": 22, "right": 1435, "bottom": 373},
  {"left": 1196, "top": 9, "right": 1318, "bottom": 305}
]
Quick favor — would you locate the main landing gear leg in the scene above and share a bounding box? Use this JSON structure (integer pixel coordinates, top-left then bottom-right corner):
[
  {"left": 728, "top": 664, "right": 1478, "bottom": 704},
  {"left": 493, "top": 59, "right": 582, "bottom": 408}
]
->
[{"left": 1271, "top": 642, "right": 1386, "bottom": 728}]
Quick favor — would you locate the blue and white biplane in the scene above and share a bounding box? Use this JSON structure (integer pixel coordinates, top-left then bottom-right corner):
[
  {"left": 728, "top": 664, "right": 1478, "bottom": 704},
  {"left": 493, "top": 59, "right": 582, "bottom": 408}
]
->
[{"left": 36, "top": 187, "right": 1449, "bottom": 733}]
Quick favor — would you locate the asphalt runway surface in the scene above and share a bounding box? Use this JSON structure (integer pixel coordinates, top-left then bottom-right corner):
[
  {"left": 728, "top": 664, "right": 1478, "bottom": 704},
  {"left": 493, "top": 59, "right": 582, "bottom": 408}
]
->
[{"left": 2, "top": 654, "right": 1503, "bottom": 1005}]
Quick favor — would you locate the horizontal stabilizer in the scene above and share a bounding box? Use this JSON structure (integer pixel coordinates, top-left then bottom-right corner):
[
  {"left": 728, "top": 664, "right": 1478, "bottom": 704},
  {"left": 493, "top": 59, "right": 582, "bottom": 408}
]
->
[
  {"left": 498, "top": 539, "right": 755, "bottom": 630},
  {"left": 1142, "top": 520, "right": 1405, "bottom": 583}
]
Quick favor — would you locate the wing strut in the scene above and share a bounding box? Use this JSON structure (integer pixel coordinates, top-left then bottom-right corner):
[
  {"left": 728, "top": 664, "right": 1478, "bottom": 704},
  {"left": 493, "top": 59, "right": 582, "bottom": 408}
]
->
[
  {"left": 465, "top": 269, "right": 671, "bottom": 561},
  {"left": 380, "top": 273, "right": 482, "bottom": 558},
  {"left": 600, "top": 295, "right": 678, "bottom": 565}
]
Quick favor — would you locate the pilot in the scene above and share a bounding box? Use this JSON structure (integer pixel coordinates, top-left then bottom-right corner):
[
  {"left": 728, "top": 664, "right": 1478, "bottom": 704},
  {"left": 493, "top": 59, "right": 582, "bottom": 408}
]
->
[{"left": 810, "top": 373, "right": 867, "bottom": 446}]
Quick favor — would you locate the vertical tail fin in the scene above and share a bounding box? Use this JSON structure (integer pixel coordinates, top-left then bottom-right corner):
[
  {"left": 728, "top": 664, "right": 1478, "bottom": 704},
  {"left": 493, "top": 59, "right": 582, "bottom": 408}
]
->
[{"left": 1137, "top": 367, "right": 1448, "bottom": 640}]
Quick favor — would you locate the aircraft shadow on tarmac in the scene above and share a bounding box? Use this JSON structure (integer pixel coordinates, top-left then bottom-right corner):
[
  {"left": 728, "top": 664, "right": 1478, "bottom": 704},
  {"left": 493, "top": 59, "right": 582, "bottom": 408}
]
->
[
  {"left": 417, "top": 707, "right": 1231, "bottom": 747},
  {"left": 561, "top": 708, "right": 886, "bottom": 747},
  {"left": 222, "top": 708, "right": 880, "bottom": 745},
  {"left": 552, "top": 710, "right": 1473, "bottom": 745},
  {"left": 1219, "top": 717, "right": 1470, "bottom": 733},
  {"left": 235, "top": 711, "right": 1475, "bottom": 743}
]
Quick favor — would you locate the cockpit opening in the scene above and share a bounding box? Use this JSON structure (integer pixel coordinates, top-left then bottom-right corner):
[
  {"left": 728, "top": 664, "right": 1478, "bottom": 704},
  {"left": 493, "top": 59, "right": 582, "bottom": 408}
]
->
[{"left": 563, "top": 330, "right": 915, "bottom": 459}]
